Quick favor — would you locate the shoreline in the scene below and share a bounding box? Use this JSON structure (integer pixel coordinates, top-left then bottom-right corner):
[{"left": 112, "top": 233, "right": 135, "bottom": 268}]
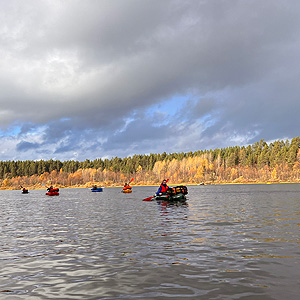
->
[{"left": 1, "top": 180, "right": 300, "bottom": 191}]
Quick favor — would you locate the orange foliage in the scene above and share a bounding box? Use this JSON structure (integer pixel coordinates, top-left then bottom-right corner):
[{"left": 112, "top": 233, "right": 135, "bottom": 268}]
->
[{"left": 3, "top": 151, "right": 300, "bottom": 189}]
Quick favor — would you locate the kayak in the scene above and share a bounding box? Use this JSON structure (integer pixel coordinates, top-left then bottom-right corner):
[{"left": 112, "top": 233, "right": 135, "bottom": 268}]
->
[
  {"left": 122, "top": 189, "right": 132, "bottom": 193},
  {"left": 91, "top": 187, "right": 103, "bottom": 192},
  {"left": 46, "top": 188, "right": 59, "bottom": 196},
  {"left": 22, "top": 190, "right": 29, "bottom": 194}
]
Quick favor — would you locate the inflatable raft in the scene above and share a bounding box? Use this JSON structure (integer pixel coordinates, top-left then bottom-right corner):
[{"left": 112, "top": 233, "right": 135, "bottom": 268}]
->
[
  {"left": 145, "top": 185, "right": 188, "bottom": 202},
  {"left": 154, "top": 193, "right": 187, "bottom": 202},
  {"left": 46, "top": 188, "right": 59, "bottom": 196},
  {"left": 91, "top": 187, "right": 103, "bottom": 192}
]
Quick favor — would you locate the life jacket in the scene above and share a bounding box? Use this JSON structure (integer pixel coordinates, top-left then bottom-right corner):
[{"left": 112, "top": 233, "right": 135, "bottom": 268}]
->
[
  {"left": 123, "top": 185, "right": 132, "bottom": 190},
  {"left": 160, "top": 184, "right": 168, "bottom": 193}
]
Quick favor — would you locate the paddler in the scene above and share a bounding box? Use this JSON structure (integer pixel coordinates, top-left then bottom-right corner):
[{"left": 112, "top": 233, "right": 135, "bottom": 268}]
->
[
  {"left": 156, "top": 179, "right": 168, "bottom": 195},
  {"left": 123, "top": 182, "right": 132, "bottom": 190}
]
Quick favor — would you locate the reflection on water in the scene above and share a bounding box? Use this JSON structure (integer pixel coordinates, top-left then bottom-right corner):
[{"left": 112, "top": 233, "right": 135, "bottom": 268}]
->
[{"left": 0, "top": 184, "right": 300, "bottom": 299}]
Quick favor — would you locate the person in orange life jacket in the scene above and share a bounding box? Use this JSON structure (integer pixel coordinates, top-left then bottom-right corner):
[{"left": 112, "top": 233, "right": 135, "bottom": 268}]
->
[
  {"left": 156, "top": 179, "right": 168, "bottom": 195},
  {"left": 123, "top": 182, "right": 132, "bottom": 190}
]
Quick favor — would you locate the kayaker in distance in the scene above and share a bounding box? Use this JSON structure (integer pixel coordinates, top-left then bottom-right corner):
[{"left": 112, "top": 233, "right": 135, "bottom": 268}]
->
[
  {"left": 46, "top": 185, "right": 59, "bottom": 196},
  {"left": 22, "top": 187, "right": 29, "bottom": 193},
  {"left": 123, "top": 182, "right": 132, "bottom": 191},
  {"left": 156, "top": 179, "right": 168, "bottom": 196}
]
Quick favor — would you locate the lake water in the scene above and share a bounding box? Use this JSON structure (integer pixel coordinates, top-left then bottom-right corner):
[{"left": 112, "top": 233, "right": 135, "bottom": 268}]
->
[{"left": 0, "top": 184, "right": 299, "bottom": 300}]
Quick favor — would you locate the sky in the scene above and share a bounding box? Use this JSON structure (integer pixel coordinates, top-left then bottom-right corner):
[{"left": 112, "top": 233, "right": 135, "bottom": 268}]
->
[{"left": 0, "top": 0, "right": 300, "bottom": 161}]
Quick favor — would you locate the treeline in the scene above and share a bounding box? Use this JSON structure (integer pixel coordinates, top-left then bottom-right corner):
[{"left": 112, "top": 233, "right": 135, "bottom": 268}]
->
[
  {"left": 1, "top": 137, "right": 300, "bottom": 188},
  {"left": 0, "top": 152, "right": 188, "bottom": 179}
]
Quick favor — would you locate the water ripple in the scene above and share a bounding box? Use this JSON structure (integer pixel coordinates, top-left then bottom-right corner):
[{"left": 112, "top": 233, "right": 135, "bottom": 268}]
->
[{"left": 0, "top": 185, "right": 300, "bottom": 299}]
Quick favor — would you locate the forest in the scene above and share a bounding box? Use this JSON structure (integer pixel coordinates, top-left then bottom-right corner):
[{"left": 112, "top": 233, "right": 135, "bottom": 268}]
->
[{"left": 1, "top": 137, "right": 300, "bottom": 189}]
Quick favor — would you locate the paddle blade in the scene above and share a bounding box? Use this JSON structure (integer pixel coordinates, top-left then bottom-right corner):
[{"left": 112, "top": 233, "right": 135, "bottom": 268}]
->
[
  {"left": 142, "top": 196, "right": 154, "bottom": 201},
  {"left": 130, "top": 178, "right": 134, "bottom": 182}
]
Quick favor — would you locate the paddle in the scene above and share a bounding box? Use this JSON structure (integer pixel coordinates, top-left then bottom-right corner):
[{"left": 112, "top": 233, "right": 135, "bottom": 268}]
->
[
  {"left": 41, "top": 183, "right": 52, "bottom": 190},
  {"left": 142, "top": 179, "right": 169, "bottom": 201},
  {"left": 142, "top": 196, "right": 154, "bottom": 201}
]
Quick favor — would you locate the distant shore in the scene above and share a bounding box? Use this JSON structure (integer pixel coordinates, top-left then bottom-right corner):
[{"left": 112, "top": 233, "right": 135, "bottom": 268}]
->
[{"left": 1, "top": 180, "right": 300, "bottom": 191}]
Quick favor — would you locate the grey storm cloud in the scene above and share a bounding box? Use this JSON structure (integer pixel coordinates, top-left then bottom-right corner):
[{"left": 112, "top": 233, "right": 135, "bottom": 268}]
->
[
  {"left": 0, "top": 0, "right": 300, "bottom": 160},
  {"left": 101, "top": 116, "right": 171, "bottom": 151},
  {"left": 16, "top": 141, "right": 40, "bottom": 152}
]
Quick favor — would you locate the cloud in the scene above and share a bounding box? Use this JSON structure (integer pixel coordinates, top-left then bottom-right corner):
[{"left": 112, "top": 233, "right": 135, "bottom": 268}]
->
[
  {"left": 0, "top": 0, "right": 300, "bottom": 160},
  {"left": 16, "top": 141, "right": 40, "bottom": 152}
]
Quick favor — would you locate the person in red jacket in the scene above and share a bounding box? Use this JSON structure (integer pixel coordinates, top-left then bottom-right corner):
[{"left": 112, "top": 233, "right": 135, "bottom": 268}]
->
[
  {"left": 156, "top": 179, "right": 168, "bottom": 195},
  {"left": 123, "top": 182, "right": 132, "bottom": 190}
]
